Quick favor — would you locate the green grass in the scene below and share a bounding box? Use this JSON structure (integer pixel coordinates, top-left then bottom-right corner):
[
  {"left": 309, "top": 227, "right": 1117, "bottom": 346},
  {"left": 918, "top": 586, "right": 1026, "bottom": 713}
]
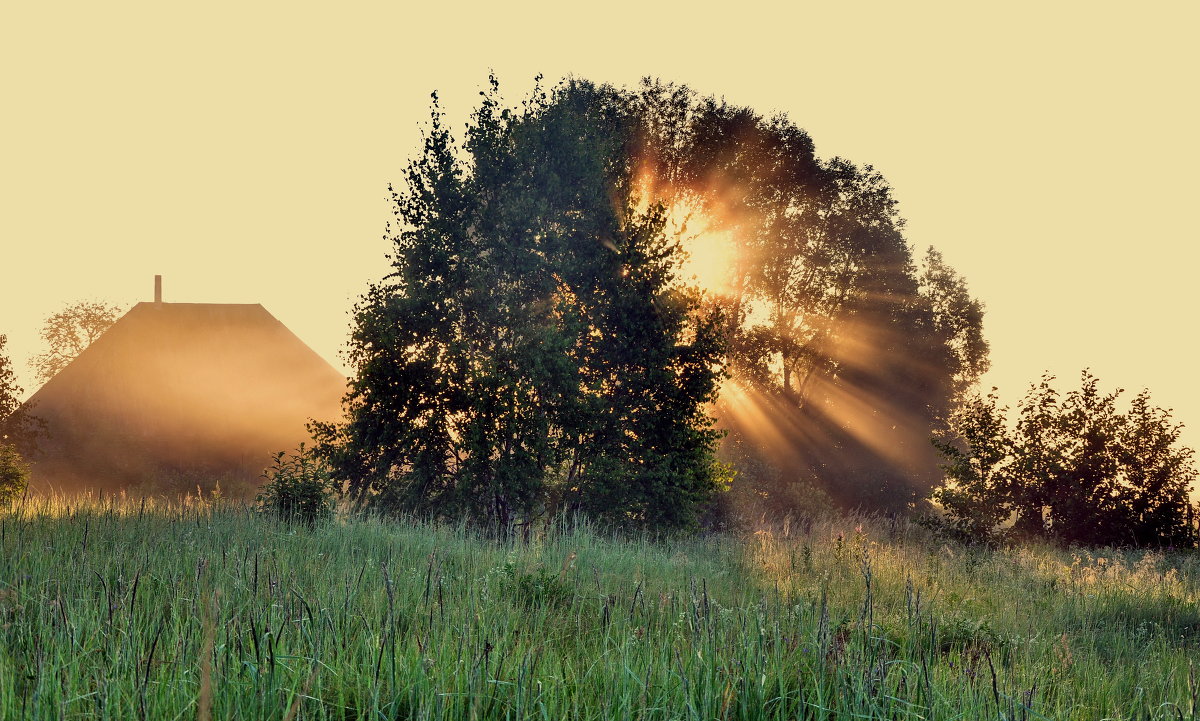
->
[{"left": 0, "top": 496, "right": 1198, "bottom": 719}]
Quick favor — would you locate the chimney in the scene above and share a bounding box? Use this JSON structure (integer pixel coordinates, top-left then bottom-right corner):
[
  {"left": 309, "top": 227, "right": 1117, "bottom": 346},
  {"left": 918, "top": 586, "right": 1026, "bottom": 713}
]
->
[{"left": 154, "top": 275, "right": 162, "bottom": 303}]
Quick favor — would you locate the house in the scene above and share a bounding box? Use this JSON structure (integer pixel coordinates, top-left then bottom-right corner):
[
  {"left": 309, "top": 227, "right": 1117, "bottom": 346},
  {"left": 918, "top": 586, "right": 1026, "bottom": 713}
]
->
[{"left": 22, "top": 278, "right": 346, "bottom": 495}]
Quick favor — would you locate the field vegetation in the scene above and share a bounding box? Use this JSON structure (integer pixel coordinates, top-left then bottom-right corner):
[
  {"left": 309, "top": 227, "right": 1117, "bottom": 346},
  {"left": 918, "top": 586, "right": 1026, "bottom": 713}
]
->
[
  {"left": 1, "top": 495, "right": 1197, "bottom": 720},
  {"left": 1, "top": 77, "right": 1197, "bottom": 720}
]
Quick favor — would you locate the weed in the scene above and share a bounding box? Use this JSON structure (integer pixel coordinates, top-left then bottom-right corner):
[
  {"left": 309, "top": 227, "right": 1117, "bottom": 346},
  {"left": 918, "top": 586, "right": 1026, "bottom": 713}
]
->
[{"left": 256, "top": 443, "right": 336, "bottom": 525}]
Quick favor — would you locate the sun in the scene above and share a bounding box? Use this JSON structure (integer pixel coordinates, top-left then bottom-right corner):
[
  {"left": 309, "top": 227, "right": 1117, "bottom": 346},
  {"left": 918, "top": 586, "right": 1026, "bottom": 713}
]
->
[
  {"left": 680, "top": 224, "right": 737, "bottom": 295},
  {"left": 631, "top": 166, "right": 740, "bottom": 296}
]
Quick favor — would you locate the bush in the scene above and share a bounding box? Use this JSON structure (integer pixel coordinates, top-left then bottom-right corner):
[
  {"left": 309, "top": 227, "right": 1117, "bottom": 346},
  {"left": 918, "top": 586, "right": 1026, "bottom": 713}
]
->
[
  {"left": 930, "top": 371, "right": 1198, "bottom": 548},
  {"left": 256, "top": 444, "right": 337, "bottom": 524},
  {"left": 499, "top": 559, "right": 573, "bottom": 609},
  {"left": 0, "top": 443, "right": 29, "bottom": 506}
]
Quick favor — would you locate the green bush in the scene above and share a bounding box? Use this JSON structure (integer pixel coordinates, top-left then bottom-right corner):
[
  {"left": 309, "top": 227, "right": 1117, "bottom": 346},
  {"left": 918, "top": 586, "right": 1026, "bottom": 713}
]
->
[
  {"left": 499, "top": 558, "right": 574, "bottom": 609},
  {"left": 256, "top": 443, "right": 336, "bottom": 525},
  {"left": 931, "top": 372, "right": 1198, "bottom": 548},
  {"left": 0, "top": 443, "right": 29, "bottom": 505}
]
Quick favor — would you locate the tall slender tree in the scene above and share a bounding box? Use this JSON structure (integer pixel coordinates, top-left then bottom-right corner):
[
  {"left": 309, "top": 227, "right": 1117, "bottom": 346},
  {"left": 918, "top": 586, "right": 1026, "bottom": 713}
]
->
[{"left": 314, "top": 79, "right": 728, "bottom": 531}]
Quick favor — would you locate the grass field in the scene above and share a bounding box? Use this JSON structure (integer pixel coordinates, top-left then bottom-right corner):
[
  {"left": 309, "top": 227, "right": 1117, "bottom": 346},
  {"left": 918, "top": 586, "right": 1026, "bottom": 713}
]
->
[{"left": 1, "top": 496, "right": 1198, "bottom": 720}]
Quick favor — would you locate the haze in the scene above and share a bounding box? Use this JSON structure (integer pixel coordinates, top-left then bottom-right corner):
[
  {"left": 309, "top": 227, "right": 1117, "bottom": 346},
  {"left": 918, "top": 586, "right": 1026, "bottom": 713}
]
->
[{"left": 2, "top": 1, "right": 1197, "bottom": 454}]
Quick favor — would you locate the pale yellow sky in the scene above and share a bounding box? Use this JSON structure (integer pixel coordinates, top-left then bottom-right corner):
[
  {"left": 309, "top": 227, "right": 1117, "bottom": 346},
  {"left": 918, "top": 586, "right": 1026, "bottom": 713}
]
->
[{"left": 2, "top": 1, "right": 1197, "bottom": 451}]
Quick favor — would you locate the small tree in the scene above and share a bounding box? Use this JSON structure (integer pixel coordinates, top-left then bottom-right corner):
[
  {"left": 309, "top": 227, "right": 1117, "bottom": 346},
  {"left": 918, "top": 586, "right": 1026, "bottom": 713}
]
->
[
  {"left": 928, "top": 390, "right": 1013, "bottom": 545},
  {"left": 931, "top": 371, "right": 1198, "bottom": 548},
  {"left": 1, "top": 335, "right": 26, "bottom": 438},
  {"left": 30, "top": 300, "right": 123, "bottom": 385}
]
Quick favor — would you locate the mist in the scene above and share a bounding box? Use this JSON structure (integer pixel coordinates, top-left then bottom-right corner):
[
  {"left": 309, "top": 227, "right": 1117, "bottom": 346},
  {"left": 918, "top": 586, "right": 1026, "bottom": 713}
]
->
[{"left": 21, "top": 301, "right": 345, "bottom": 496}]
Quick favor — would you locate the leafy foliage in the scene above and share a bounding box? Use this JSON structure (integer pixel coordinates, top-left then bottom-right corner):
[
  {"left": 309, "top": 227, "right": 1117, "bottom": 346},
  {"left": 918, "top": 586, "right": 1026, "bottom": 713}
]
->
[
  {"left": 931, "top": 371, "right": 1198, "bottom": 547},
  {"left": 29, "top": 300, "right": 122, "bottom": 385},
  {"left": 0, "top": 337, "right": 33, "bottom": 503},
  {"left": 926, "top": 391, "right": 1015, "bottom": 545},
  {"left": 0, "top": 442, "right": 28, "bottom": 505},
  {"left": 626, "top": 81, "right": 990, "bottom": 513},
  {"left": 0, "top": 337, "right": 19, "bottom": 420},
  {"left": 0, "top": 335, "right": 36, "bottom": 447},
  {"left": 498, "top": 557, "right": 574, "bottom": 609},
  {"left": 316, "top": 76, "right": 993, "bottom": 525},
  {"left": 1, "top": 335, "right": 41, "bottom": 501},
  {"left": 313, "top": 79, "right": 729, "bottom": 532},
  {"left": 256, "top": 444, "right": 337, "bottom": 525}
]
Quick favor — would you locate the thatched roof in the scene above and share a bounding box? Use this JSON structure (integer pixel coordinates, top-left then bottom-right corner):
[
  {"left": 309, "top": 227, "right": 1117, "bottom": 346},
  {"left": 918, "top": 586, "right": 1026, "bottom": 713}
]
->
[{"left": 22, "top": 301, "right": 346, "bottom": 494}]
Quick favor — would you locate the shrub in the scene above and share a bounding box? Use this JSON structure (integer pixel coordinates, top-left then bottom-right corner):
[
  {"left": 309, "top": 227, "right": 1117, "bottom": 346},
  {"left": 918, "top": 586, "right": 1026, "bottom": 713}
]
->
[
  {"left": 930, "top": 371, "right": 1198, "bottom": 548},
  {"left": 0, "top": 443, "right": 29, "bottom": 506},
  {"left": 256, "top": 443, "right": 337, "bottom": 524},
  {"left": 499, "top": 560, "right": 573, "bottom": 609}
]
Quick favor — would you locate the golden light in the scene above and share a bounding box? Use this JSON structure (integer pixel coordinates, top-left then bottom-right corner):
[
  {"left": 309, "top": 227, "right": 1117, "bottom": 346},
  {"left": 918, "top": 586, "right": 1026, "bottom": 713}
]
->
[
  {"left": 632, "top": 168, "right": 740, "bottom": 297},
  {"left": 635, "top": 162, "right": 926, "bottom": 483},
  {"left": 677, "top": 220, "right": 738, "bottom": 296}
]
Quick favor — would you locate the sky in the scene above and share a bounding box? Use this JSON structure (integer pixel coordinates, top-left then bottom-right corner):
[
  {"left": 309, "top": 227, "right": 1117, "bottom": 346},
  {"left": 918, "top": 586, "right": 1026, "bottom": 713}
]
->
[{"left": 2, "top": 1, "right": 1197, "bottom": 450}]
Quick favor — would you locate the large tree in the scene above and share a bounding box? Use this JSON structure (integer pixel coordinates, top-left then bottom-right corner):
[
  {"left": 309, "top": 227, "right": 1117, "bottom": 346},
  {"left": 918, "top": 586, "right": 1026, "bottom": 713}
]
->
[
  {"left": 320, "top": 76, "right": 989, "bottom": 526},
  {"left": 624, "top": 81, "right": 989, "bottom": 512},
  {"left": 314, "top": 80, "right": 729, "bottom": 531}
]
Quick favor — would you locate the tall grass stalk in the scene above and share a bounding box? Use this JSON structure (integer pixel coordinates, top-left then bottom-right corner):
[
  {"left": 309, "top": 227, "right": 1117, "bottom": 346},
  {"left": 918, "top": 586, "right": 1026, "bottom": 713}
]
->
[{"left": 0, "top": 494, "right": 1197, "bottom": 719}]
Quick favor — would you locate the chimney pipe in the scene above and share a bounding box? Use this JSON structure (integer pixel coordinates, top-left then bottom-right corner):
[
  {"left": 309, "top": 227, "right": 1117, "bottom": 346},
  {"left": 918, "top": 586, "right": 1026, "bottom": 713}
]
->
[{"left": 154, "top": 275, "right": 162, "bottom": 303}]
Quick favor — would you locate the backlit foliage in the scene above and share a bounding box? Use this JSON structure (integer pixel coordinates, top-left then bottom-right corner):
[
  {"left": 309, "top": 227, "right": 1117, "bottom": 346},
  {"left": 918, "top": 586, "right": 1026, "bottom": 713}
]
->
[
  {"left": 624, "top": 81, "right": 989, "bottom": 513},
  {"left": 931, "top": 371, "right": 1198, "bottom": 547},
  {"left": 317, "top": 76, "right": 991, "bottom": 525},
  {"left": 314, "top": 79, "right": 728, "bottom": 531}
]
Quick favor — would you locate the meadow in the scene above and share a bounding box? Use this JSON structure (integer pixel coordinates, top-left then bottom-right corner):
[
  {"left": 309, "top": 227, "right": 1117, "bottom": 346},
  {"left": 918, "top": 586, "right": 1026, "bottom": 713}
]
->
[{"left": 0, "top": 496, "right": 1197, "bottom": 720}]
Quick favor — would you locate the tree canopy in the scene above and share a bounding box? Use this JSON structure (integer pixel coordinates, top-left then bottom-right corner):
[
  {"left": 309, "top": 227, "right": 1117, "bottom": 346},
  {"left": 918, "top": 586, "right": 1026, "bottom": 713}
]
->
[
  {"left": 317, "top": 77, "right": 991, "bottom": 528},
  {"left": 314, "top": 79, "right": 729, "bottom": 531},
  {"left": 621, "top": 81, "right": 989, "bottom": 513}
]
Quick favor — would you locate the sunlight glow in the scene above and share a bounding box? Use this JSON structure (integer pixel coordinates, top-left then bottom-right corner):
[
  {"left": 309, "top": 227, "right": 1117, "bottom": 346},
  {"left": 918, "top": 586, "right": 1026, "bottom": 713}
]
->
[
  {"left": 633, "top": 168, "right": 740, "bottom": 296},
  {"left": 676, "top": 220, "right": 738, "bottom": 295}
]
